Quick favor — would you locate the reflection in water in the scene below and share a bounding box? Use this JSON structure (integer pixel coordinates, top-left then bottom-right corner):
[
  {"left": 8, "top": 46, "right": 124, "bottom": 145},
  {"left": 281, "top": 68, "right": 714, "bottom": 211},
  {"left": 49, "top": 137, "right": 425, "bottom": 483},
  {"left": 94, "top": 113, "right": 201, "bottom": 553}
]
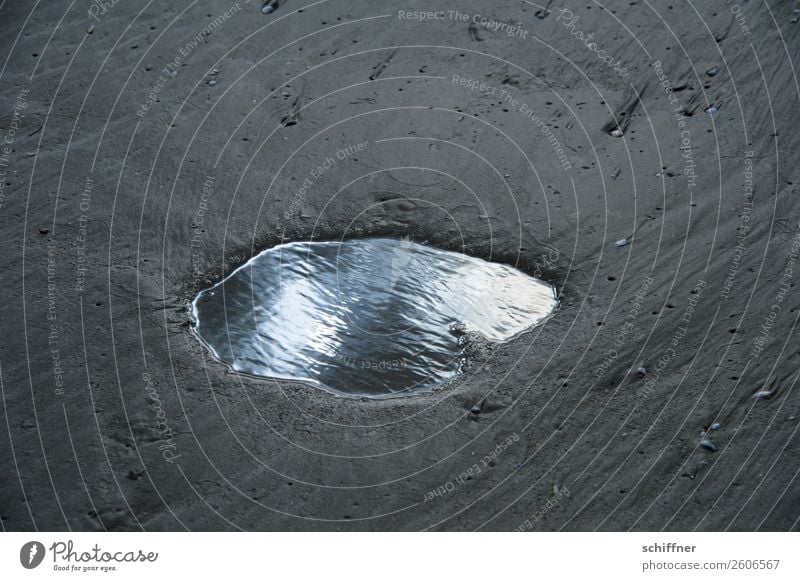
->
[{"left": 190, "top": 238, "right": 557, "bottom": 398}]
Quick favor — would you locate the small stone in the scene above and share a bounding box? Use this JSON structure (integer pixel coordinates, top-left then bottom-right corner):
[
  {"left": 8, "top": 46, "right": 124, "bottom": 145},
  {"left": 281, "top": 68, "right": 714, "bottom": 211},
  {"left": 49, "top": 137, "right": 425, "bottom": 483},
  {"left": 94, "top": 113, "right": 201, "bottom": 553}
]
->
[
  {"left": 614, "top": 238, "right": 628, "bottom": 247},
  {"left": 636, "top": 366, "right": 647, "bottom": 376},
  {"left": 449, "top": 323, "right": 467, "bottom": 337},
  {"left": 752, "top": 390, "right": 773, "bottom": 399},
  {"left": 706, "top": 66, "right": 719, "bottom": 77},
  {"left": 711, "top": 422, "right": 721, "bottom": 430},
  {"left": 610, "top": 128, "right": 623, "bottom": 138},
  {"left": 207, "top": 79, "right": 217, "bottom": 86},
  {"left": 706, "top": 106, "right": 718, "bottom": 115},
  {"left": 38, "top": 228, "right": 49, "bottom": 235},
  {"left": 261, "top": 2, "right": 275, "bottom": 13},
  {"left": 470, "top": 398, "right": 486, "bottom": 414},
  {"left": 699, "top": 438, "right": 716, "bottom": 452}
]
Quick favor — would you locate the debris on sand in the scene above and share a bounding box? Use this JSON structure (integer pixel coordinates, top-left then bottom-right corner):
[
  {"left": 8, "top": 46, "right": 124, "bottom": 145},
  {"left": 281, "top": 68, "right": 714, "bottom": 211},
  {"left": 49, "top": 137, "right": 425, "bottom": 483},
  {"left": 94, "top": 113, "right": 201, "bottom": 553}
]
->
[
  {"left": 683, "top": 460, "right": 709, "bottom": 479},
  {"left": 699, "top": 438, "right": 717, "bottom": 452},
  {"left": 752, "top": 390, "right": 774, "bottom": 400},
  {"left": 614, "top": 238, "right": 629, "bottom": 247},
  {"left": 602, "top": 87, "right": 645, "bottom": 137}
]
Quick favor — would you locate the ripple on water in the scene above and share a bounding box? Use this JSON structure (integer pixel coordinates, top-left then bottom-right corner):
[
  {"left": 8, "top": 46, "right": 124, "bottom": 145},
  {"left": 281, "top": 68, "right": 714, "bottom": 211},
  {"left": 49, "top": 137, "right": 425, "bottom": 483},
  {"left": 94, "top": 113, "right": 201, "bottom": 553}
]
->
[{"left": 190, "top": 238, "right": 557, "bottom": 398}]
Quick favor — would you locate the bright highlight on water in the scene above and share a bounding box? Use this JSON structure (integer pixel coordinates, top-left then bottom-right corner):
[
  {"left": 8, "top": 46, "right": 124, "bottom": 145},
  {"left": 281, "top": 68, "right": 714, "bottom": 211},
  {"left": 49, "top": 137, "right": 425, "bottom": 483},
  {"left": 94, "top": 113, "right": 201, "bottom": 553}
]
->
[{"left": 191, "top": 238, "right": 557, "bottom": 398}]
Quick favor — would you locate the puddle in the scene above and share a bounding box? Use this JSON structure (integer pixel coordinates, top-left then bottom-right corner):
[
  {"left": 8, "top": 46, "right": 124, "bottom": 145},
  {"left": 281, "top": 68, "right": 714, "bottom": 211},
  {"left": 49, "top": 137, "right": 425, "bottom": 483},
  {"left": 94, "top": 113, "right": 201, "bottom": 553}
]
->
[{"left": 190, "top": 238, "right": 557, "bottom": 398}]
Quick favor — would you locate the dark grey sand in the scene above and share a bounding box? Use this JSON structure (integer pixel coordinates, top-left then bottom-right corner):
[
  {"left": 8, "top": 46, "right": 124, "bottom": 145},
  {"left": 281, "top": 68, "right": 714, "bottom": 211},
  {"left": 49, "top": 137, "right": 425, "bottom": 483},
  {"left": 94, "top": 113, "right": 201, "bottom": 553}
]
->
[{"left": 1, "top": 0, "right": 799, "bottom": 531}]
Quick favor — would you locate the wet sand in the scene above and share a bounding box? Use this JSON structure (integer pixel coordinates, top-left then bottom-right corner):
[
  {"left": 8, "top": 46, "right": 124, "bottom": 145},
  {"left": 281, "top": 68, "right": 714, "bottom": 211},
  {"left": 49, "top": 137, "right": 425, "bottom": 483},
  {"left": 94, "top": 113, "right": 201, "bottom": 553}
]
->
[{"left": 1, "top": 0, "right": 799, "bottom": 531}]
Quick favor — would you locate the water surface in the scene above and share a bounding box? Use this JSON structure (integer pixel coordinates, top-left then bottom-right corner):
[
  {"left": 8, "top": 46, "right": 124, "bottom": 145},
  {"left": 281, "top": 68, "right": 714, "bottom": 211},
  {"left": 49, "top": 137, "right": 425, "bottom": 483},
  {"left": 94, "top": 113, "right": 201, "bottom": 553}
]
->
[{"left": 191, "top": 238, "right": 557, "bottom": 397}]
